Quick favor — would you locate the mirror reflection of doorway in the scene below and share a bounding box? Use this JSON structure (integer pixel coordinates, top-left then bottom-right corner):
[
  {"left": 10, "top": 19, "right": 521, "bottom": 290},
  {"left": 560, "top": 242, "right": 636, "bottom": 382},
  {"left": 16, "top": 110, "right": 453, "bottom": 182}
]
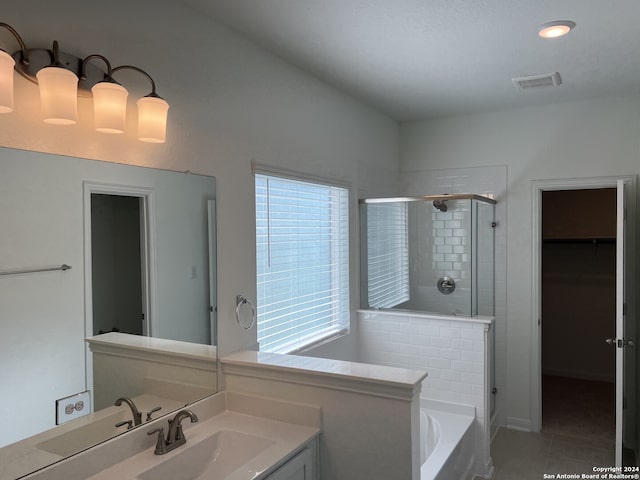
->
[{"left": 91, "top": 193, "right": 147, "bottom": 336}]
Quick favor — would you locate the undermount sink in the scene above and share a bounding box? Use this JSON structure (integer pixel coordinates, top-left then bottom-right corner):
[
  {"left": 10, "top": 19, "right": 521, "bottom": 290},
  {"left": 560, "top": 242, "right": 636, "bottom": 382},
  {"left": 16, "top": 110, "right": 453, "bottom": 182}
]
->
[
  {"left": 36, "top": 411, "right": 131, "bottom": 457},
  {"left": 137, "top": 429, "right": 275, "bottom": 480}
]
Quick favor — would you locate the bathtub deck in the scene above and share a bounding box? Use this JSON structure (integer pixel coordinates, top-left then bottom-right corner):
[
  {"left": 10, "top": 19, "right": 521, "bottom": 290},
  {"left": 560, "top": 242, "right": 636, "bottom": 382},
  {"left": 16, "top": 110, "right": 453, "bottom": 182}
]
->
[{"left": 421, "top": 401, "right": 475, "bottom": 480}]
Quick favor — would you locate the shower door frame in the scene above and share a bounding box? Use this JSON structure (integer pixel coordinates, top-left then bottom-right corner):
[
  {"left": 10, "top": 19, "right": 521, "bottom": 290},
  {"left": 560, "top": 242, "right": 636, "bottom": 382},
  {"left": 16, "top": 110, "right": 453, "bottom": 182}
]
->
[{"left": 531, "top": 175, "right": 636, "bottom": 465}]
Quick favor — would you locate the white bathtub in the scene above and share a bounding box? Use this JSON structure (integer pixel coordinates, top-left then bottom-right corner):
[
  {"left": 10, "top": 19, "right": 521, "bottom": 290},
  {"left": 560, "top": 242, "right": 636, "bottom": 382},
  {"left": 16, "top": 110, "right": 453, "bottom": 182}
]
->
[{"left": 420, "top": 400, "right": 475, "bottom": 480}]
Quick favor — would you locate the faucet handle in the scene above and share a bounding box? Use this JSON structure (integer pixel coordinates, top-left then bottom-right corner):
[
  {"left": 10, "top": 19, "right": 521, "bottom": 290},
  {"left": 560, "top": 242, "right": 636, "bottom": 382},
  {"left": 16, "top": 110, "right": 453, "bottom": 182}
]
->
[
  {"left": 147, "top": 427, "right": 167, "bottom": 455},
  {"left": 146, "top": 406, "right": 162, "bottom": 421},
  {"left": 115, "top": 420, "right": 133, "bottom": 430}
]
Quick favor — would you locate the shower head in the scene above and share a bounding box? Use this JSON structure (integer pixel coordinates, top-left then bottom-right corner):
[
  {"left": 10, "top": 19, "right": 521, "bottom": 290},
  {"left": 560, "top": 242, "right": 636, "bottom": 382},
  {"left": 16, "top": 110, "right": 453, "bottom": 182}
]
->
[{"left": 433, "top": 199, "right": 448, "bottom": 212}]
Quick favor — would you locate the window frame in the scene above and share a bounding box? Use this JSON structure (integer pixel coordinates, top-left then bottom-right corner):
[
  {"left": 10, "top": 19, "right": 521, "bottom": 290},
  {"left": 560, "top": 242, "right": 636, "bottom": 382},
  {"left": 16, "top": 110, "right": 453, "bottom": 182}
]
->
[{"left": 254, "top": 167, "right": 351, "bottom": 354}]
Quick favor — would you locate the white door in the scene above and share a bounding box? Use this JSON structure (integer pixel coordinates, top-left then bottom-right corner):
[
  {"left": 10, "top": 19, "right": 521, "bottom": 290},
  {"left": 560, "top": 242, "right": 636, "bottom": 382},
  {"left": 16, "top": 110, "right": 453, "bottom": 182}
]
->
[{"left": 613, "top": 179, "right": 637, "bottom": 466}]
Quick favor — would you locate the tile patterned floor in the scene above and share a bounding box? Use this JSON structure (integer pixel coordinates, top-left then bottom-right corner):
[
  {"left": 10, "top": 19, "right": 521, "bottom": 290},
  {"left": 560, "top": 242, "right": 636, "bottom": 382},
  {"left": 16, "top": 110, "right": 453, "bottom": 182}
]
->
[
  {"left": 491, "top": 428, "right": 615, "bottom": 479},
  {"left": 490, "top": 376, "right": 617, "bottom": 479}
]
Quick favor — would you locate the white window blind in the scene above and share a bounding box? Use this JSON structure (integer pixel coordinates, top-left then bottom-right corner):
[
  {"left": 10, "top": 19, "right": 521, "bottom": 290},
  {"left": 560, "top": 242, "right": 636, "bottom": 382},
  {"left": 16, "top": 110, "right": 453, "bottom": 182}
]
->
[
  {"left": 366, "top": 202, "right": 409, "bottom": 308},
  {"left": 255, "top": 174, "right": 350, "bottom": 354}
]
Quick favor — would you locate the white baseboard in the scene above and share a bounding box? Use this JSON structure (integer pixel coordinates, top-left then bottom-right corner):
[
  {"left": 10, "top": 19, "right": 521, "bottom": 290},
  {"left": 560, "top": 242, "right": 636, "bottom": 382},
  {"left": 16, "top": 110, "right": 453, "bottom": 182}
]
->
[
  {"left": 483, "top": 457, "right": 495, "bottom": 479},
  {"left": 506, "top": 417, "right": 532, "bottom": 432},
  {"left": 490, "top": 411, "right": 500, "bottom": 442}
]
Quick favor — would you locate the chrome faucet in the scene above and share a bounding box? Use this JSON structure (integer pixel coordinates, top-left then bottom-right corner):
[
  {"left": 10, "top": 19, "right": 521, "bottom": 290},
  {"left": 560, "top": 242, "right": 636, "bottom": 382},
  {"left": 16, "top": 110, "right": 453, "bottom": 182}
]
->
[
  {"left": 147, "top": 409, "right": 199, "bottom": 455},
  {"left": 114, "top": 397, "right": 143, "bottom": 426}
]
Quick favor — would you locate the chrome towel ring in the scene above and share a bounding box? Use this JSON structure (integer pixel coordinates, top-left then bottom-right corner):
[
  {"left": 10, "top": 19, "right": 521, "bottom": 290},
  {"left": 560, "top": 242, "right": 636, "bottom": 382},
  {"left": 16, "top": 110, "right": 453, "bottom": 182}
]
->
[{"left": 235, "top": 295, "right": 256, "bottom": 330}]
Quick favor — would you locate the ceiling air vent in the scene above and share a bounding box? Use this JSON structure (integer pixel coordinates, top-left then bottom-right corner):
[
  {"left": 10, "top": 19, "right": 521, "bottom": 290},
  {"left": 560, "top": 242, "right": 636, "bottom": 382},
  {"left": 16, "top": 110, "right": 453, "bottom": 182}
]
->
[{"left": 512, "top": 72, "right": 562, "bottom": 90}]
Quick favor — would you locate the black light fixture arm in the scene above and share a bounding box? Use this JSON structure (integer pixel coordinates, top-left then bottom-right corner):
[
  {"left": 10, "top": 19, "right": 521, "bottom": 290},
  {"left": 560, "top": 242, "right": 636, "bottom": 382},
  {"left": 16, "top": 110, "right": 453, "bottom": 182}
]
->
[
  {"left": 48, "top": 40, "right": 65, "bottom": 68},
  {"left": 112, "top": 65, "right": 162, "bottom": 98},
  {"left": 81, "top": 54, "right": 115, "bottom": 82},
  {"left": 0, "top": 22, "right": 29, "bottom": 64}
]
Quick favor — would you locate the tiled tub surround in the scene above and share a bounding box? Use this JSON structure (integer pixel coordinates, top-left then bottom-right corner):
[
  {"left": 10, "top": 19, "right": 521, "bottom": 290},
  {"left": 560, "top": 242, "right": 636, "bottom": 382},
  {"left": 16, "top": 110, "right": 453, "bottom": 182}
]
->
[
  {"left": 21, "top": 391, "right": 320, "bottom": 480},
  {"left": 357, "top": 309, "right": 494, "bottom": 478},
  {"left": 222, "top": 350, "right": 427, "bottom": 480}
]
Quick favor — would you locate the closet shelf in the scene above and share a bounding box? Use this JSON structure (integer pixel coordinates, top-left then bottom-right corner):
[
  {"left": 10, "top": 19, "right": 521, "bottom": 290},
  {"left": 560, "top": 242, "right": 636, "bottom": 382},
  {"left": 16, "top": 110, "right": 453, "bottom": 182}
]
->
[{"left": 542, "top": 237, "right": 614, "bottom": 244}]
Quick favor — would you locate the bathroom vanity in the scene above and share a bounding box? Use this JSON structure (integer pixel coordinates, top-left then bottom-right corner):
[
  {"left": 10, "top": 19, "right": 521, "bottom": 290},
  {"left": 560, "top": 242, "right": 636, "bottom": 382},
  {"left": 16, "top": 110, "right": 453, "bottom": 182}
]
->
[
  {"left": 23, "top": 392, "right": 320, "bottom": 480},
  {"left": 85, "top": 410, "right": 319, "bottom": 480}
]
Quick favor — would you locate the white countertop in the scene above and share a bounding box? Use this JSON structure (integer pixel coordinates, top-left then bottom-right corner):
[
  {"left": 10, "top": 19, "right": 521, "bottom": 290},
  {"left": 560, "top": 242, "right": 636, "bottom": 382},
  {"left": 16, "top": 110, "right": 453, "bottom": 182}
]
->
[
  {"left": 0, "top": 393, "right": 187, "bottom": 480},
  {"left": 358, "top": 308, "right": 495, "bottom": 325},
  {"left": 222, "top": 350, "right": 427, "bottom": 401},
  {"left": 86, "top": 332, "right": 216, "bottom": 361},
  {"left": 86, "top": 411, "right": 319, "bottom": 480}
]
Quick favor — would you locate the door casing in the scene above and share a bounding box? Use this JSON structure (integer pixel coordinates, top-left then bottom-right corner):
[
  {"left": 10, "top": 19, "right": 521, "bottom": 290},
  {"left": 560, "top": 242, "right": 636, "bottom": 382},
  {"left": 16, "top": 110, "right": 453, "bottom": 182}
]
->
[
  {"left": 531, "top": 175, "right": 636, "bottom": 439},
  {"left": 82, "top": 182, "right": 156, "bottom": 404}
]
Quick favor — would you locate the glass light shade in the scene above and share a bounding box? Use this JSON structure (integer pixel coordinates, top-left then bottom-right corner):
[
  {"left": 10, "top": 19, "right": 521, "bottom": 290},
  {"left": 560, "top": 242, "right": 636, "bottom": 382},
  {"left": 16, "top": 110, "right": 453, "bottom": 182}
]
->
[
  {"left": 0, "top": 50, "right": 15, "bottom": 113},
  {"left": 538, "top": 21, "right": 576, "bottom": 39},
  {"left": 92, "top": 82, "right": 128, "bottom": 134},
  {"left": 137, "top": 96, "right": 169, "bottom": 143},
  {"left": 36, "top": 66, "right": 78, "bottom": 125}
]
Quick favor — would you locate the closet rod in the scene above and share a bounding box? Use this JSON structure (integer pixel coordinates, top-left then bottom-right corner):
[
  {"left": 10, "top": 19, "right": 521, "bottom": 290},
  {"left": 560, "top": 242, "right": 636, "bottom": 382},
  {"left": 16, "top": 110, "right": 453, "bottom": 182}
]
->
[{"left": 0, "top": 264, "right": 72, "bottom": 276}]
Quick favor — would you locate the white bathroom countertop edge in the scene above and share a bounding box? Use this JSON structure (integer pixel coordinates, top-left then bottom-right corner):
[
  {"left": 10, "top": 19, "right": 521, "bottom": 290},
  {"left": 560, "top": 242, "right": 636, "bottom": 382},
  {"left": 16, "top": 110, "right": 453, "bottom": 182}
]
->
[
  {"left": 357, "top": 309, "right": 495, "bottom": 325},
  {"left": 86, "top": 332, "right": 217, "bottom": 365},
  {"left": 222, "top": 350, "right": 427, "bottom": 401}
]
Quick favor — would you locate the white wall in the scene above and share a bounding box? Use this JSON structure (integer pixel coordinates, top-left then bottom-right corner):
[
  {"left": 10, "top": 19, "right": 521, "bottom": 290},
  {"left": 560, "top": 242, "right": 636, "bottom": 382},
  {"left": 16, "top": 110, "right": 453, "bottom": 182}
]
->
[
  {"left": 0, "top": 0, "right": 399, "bottom": 360},
  {"left": 223, "top": 365, "right": 419, "bottom": 480},
  {"left": 400, "top": 95, "right": 640, "bottom": 430}
]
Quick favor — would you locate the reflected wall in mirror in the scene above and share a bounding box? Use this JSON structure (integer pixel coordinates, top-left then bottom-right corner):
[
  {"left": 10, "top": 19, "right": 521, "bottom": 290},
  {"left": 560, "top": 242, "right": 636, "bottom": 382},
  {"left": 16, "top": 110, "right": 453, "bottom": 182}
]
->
[{"left": 0, "top": 146, "right": 217, "bottom": 479}]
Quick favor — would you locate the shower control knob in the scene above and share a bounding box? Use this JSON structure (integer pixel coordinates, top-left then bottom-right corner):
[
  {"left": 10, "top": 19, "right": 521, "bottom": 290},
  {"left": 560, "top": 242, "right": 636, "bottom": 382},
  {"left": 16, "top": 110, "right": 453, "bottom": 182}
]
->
[{"left": 437, "top": 277, "right": 456, "bottom": 295}]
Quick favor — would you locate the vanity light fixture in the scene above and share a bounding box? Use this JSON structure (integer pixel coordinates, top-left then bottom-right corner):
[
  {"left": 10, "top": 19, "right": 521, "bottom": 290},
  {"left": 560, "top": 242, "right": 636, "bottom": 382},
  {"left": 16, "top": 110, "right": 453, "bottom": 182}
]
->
[
  {"left": 0, "top": 22, "right": 169, "bottom": 142},
  {"left": 538, "top": 20, "right": 576, "bottom": 39}
]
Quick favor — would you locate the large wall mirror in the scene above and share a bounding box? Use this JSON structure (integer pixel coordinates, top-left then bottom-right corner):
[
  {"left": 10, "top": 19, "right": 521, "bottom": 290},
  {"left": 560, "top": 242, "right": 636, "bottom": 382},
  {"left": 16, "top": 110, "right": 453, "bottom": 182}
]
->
[{"left": 0, "top": 147, "right": 217, "bottom": 479}]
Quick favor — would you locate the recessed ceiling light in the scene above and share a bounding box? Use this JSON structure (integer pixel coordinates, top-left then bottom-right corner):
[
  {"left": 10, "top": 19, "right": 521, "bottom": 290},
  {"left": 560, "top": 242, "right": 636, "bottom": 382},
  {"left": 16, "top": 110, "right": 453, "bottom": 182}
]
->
[{"left": 538, "top": 20, "right": 576, "bottom": 39}]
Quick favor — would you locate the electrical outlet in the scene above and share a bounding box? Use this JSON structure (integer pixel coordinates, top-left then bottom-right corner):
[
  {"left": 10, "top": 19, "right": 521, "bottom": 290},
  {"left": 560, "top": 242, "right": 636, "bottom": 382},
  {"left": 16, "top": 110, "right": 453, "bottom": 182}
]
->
[{"left": 56, "top": 391, "right": 91, "bottom": 425}]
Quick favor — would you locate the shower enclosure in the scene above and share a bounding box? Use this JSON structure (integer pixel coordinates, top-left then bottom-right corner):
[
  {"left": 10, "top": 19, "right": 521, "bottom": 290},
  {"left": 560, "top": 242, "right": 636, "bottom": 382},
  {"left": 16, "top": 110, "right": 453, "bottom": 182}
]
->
[
  {"left": 360, "top": 194, "right": 496, "bottom": 318},
  {"left": 356, "top": 193, "right": 498, "bottom": 477}
]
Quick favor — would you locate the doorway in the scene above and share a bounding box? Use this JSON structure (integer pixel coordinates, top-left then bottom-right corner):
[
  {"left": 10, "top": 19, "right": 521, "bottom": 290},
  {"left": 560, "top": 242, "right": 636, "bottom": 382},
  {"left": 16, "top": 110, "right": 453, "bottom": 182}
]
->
[
  {"left": 541, "top": 188, "right": 616, "bottom": 449},
  {"left": 83, "top": 182, "right": 155, "bottom": 349},
  {"left": 532, "top": 177, "right": 637, "bottom": 468},
  {"left": 91, "top": 193, "right": 146, "bottom": 336}
]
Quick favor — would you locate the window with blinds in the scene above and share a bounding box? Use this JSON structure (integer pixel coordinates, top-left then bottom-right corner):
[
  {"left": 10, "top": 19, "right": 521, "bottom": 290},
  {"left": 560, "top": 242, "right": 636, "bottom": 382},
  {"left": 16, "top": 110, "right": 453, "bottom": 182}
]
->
[
  {"left": 255, "top": 174, "right": 350, "bottom": 354},
  {"left": 366, "top": 202, "right": 410, "bottom": 308}
]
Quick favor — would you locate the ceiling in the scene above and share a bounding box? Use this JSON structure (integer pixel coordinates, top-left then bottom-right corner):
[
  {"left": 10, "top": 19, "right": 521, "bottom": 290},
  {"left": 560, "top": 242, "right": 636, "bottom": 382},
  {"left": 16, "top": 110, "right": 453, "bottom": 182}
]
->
[{"left": 182, "top": 0, "right": 640, "bottom": 121}]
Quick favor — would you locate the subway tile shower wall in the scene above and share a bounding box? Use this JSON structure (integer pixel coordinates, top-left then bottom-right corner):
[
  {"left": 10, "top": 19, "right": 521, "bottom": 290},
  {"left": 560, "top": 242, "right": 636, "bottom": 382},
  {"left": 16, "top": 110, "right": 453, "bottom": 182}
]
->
[
  {"left": 400, "top": 165, "right": 507, "bottom": 427},
  {"left": 357, "top": 309, "right": 492, "bottom": 477},
  {"left": 357, "top": 311, "right": 487, "bottom": 416},
  {"left": 404, "top": 203, "right": 472, "bottom": 315}
]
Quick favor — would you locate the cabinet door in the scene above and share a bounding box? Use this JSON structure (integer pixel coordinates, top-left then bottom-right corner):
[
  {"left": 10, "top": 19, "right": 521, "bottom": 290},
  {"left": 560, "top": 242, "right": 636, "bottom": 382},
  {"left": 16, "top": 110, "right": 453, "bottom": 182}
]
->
[{"left": 265, "top": 447, "right": 314, "bottom": 480}]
